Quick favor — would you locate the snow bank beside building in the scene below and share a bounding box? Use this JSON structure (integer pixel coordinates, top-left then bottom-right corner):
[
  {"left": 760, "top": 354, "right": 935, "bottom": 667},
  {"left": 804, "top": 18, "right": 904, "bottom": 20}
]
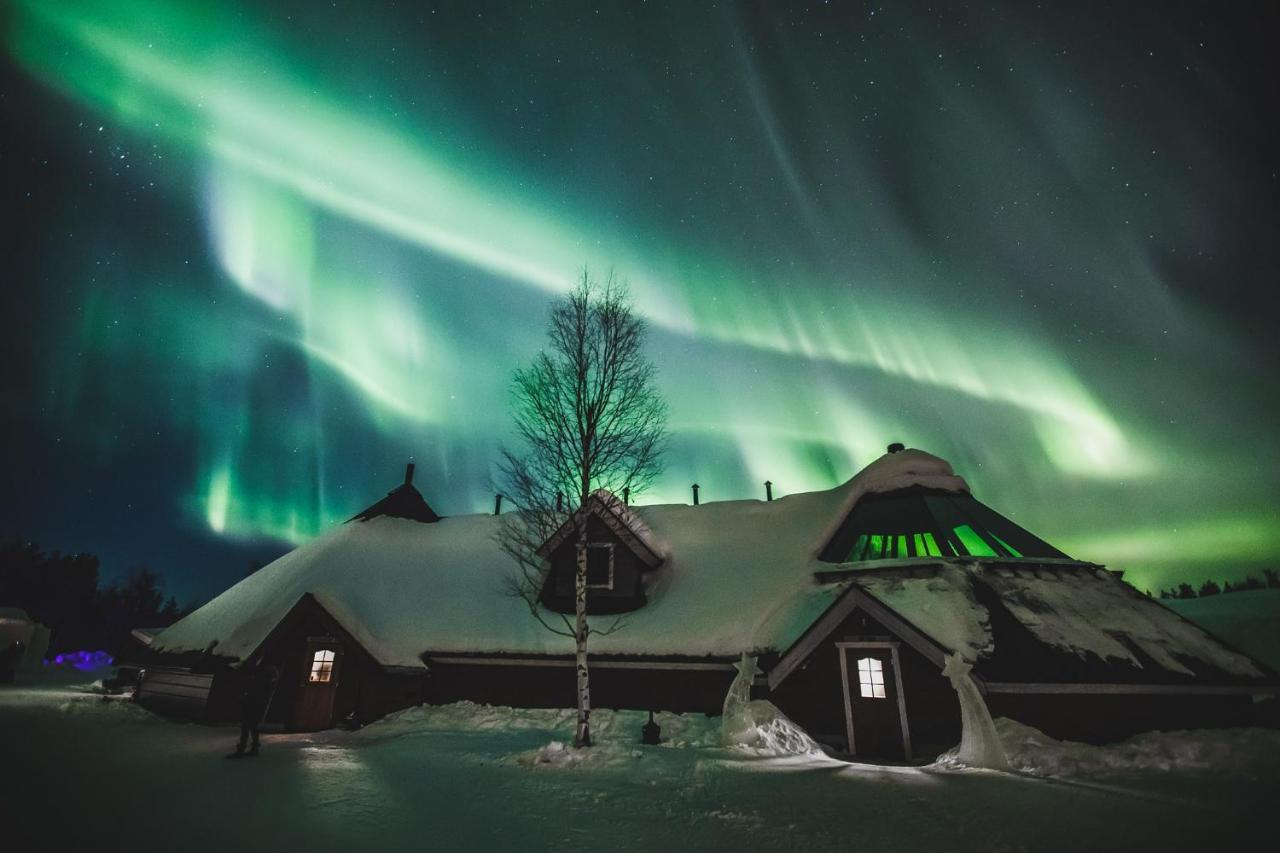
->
[
  {"left": 359, "top": 701, "right": 722, "bottom": 748},
  {"left": 936, "top": 717, "right": 1280, "bottom": 778},
  {"left": 361, "top": 696, "right": 824, "bottom": 768},
  {"left": 722, "top": 653, "right": 824, "bottom": 758},
  {"left": 722, "top": 699, "right": 825, "bottom": 757}
]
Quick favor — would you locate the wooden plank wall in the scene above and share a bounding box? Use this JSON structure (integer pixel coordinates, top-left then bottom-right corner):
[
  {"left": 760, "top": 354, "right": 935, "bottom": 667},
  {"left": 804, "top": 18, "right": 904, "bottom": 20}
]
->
[{"left": 136, "top": 667, "right": 214, "bottom": 719}]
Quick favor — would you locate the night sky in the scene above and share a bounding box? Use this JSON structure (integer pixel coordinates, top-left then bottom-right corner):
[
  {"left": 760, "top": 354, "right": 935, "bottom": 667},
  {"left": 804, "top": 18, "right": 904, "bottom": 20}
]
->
[{"left": 2, "top": 0, "right": 1277, "bottom": 605}]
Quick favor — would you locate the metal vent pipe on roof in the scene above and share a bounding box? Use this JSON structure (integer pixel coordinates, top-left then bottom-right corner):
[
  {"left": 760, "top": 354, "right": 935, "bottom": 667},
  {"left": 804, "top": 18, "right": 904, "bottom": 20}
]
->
[
  {"left": 404, "top": 462, "right": 416, "bottom": 485},
  {"left": 692, "top": 483, "right": 700, "bottom": 506},
  {"left": 764, "top": 480, "right": 773, "bottom": 501},
  {"left": 623, "top": 486, "right": 630, "bottom": 506},
  {"left": 493, "top": 494, "right": 503, "bottom": 515}
]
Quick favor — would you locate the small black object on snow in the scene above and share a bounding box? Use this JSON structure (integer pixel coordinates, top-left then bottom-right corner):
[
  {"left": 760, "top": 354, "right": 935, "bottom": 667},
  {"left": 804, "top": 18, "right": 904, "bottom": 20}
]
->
[{"left": 641, "top": 710, "right": 661, "bottom": 745}]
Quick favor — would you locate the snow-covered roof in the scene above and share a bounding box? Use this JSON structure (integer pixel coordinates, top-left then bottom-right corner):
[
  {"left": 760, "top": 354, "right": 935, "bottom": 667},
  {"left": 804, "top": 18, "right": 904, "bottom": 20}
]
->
[
  {"left": 0, "top": 607, "right": 33, "bottom": 624},
  {"left": 153, "top": 448, "right": 961, "bottom": 667},
  {"left": 538, "top": 489, "right": 663, "bottom": 567},
  {"left": 152, "top": 446, "right": 1270, "bottom": 687},
  {"left": 855, "top": 564, "right": 994, "bottom": 663},
  {"left": 130, "top": 627, "right": 164, "bottom": 647},
  {"left": 848, "top": 563, "right": 1267, "bottom": 682}
]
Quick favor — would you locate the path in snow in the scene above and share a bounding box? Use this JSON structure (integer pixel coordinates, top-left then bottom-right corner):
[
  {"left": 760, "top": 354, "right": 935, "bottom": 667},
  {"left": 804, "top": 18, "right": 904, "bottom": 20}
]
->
[{"left": 3, "top": 677, "right": 1275, "bottom": 852}]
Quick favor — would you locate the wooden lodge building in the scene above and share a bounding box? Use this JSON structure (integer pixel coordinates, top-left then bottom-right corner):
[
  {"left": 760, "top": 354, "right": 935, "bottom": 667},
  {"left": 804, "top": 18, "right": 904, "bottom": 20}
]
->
[{"left": 134, "top": 448, "right": 1278, "bottom": 760}]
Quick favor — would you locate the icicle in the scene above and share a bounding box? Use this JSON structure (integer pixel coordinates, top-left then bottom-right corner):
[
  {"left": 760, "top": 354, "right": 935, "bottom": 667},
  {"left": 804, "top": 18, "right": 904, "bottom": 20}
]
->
[
  {"left": 942, "top": 653, "right": 1009, "bottom": 770},
  {"left": 722, "top": 652, "right": 759, "bottom": 729}
]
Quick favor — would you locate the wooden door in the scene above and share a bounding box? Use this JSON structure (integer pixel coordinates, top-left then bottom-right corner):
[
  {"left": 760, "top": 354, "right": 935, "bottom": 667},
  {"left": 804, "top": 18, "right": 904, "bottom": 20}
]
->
[
  {"left": 293, "top": 639, "right": 342, "bottom": 731},
  {"left": 840, "top": 645, "right": 909, "bottom": 759}
]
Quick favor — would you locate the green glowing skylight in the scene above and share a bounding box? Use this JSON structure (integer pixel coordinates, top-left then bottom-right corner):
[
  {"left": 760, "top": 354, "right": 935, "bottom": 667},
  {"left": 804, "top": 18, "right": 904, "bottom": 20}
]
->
[
  {"left": 953, "top": 524, "right": 998, "bottom": 557},
  {"left": 991, "top": 533, "right": 1022, "bottom": 558},
  {"left": 822, "top": 486, "right": 1069, "bottom": 564}
]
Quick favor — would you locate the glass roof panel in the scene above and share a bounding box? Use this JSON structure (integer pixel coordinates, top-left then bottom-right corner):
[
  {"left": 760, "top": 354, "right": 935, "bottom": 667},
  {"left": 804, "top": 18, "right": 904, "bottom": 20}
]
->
[{"left": 820, "top": 486, "right": 1069, "bottom": 563}]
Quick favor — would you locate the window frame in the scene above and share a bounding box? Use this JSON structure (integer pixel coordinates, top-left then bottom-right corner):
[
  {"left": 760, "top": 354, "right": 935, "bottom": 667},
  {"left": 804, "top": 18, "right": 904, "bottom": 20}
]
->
[
  {"left": 856, "top": 656, "right": 887, "bottom": 699},
  {"left": 308, "top": 648, "right": 336, "bottom": 684},
  {"left": 585, "top": 542, "right": 615, "bottom": 590}
]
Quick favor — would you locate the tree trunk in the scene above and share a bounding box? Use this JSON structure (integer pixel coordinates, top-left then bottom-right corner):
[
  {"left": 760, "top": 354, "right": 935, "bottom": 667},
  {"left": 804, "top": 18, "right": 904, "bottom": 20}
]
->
[{"left": 574, "top": 539, "right": 592, "bottom": 747}]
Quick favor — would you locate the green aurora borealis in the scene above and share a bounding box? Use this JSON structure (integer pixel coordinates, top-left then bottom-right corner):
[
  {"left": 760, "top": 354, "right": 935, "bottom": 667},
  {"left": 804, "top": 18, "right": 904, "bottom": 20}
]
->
[{"left": 2, "top": 0, "right": 1277, "bottom": 601}]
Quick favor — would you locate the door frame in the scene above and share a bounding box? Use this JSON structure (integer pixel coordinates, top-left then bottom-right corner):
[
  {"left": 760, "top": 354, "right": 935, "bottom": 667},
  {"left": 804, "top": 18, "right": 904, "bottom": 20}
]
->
[
  {"left": 293, "top": 634, "right": 344, "bottom": 730},
  {"left": 837, "top": 640, "right": 913, "bottom": 759}
]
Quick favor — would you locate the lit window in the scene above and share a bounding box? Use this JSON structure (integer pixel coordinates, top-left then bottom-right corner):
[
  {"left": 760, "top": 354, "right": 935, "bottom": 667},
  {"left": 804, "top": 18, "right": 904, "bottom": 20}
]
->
[
  {"left": 309, "top": 649, "right": 335, "bottom": 683},
  {"left": 857, "top": 657, "right": 886, "bottom": 699}
]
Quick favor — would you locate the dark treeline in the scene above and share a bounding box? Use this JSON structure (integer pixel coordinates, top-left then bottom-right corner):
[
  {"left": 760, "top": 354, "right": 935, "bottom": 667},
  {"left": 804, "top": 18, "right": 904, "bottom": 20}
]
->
[
  {"left": 1152, "top": 569, "right": 1279, "bottom": 600},
  {"left": 0, "top": 540, "right": 191, "bottom": 655}
]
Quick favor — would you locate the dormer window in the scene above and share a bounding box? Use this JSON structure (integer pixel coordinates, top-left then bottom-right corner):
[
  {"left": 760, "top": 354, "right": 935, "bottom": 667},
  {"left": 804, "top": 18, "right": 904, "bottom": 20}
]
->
[
  {"left": 586, "top": 543, "right": 615, "bottom": 590},
  {"left": 534, "top": 490, "right": 664, "bottom": 616}
]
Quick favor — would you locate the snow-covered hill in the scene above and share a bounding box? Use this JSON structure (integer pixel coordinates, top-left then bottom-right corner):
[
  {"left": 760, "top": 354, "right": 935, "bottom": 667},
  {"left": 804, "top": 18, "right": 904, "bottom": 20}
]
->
[{"left": 1165, "top": 589, "right": 1280, "bottom": 671}]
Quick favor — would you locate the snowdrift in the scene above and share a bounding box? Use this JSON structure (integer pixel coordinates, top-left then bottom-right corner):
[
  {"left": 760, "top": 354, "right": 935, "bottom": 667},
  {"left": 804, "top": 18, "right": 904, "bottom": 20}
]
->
[
  {"left": 359, "top": 701, "right": 721, "bottom": 746},
  {"left": 936, "top": 716, "right": 1280, "bottom": 778},
  {"left": 723, "top": 699, "right": 825, "bottom": 758}
]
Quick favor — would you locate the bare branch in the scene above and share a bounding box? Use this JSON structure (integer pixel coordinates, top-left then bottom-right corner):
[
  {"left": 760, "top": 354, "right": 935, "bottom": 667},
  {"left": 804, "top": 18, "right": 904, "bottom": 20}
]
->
[
  {"left": 589, "top": 615, "right": 628, "bottom": 637},
  {"left": 494, "top": 268, "right": 668, "bottom": 747}
]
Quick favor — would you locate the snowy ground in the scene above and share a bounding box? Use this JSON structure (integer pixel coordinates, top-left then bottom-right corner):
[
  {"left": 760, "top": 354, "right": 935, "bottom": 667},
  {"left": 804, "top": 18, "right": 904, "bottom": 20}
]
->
[{"left": 4, "top": 672, "right": 1277, "bottom": 852}]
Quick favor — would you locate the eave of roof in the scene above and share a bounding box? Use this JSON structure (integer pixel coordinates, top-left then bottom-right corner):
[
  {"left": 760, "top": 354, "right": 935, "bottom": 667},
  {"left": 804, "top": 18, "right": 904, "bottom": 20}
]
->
[
  {"left": 813, "top": 556, "right": 1104, "bottom": 584},
  {"left": 536, "top": 490, "right": 664, "bottom": 568}
]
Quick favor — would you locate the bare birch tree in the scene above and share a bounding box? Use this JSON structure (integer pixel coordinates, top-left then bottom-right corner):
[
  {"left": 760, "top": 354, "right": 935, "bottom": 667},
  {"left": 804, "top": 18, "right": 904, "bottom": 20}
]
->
[{"left": 497, "top": 270, "right": 667, "bottom": 748}]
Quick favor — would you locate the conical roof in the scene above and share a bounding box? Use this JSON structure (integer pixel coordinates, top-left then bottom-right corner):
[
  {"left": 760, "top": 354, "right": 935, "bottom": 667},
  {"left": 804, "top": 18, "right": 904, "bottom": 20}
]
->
[
  {"left": 351, "top": 463, "right": 440, "bottom": 524},
  {"left": 820, "top": 486, "right": 1068, "bottom": 562}
]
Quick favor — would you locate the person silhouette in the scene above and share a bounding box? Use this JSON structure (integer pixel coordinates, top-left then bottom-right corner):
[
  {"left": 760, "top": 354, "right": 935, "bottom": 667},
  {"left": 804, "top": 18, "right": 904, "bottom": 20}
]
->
[
  {"left": 0, "top": 641, "right": 23, "bottom": 684},
  {"left": 228, "top": 658, "right": 279, "bottom": 758}
]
